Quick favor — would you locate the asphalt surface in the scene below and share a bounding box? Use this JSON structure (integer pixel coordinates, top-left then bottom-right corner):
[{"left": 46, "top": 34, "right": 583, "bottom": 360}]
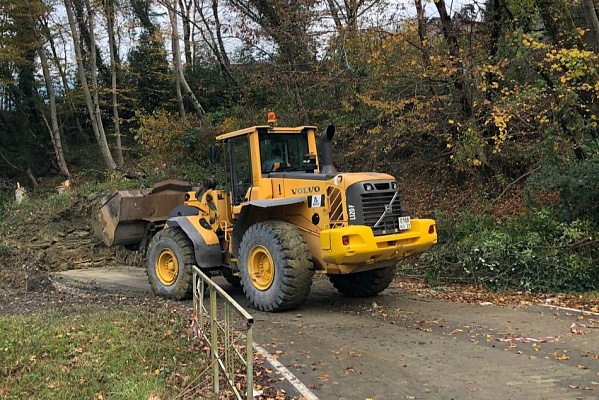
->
[{"left": 53, "top": 267, "right": 599, "bottom": 400}]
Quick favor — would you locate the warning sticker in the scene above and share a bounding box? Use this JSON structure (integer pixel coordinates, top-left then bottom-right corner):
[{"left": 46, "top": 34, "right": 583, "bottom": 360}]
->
[{"left": 308, "top": 194, "right": 325, "bottom": 208}]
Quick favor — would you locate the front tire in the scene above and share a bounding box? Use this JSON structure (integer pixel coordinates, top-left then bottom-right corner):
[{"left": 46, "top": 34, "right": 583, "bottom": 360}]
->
[
  {"left": 329, "top": 267, "right": 395, "bottom": 297},
  {"left": 239, "top": 221, "right": 313, "bottom": 312},
  {"left": 147, "top": 227, "right": 194, "bottom": 300}
]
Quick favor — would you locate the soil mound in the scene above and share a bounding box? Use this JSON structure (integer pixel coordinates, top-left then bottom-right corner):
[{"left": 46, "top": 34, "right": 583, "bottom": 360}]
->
[{"left": 0, "top": 195, "right": 140, "bottom": 292}]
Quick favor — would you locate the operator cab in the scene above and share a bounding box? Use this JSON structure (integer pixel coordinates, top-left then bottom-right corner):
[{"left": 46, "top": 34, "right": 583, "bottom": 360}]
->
[{"left": 215, "top": 117, "right": 323, "bottom": 206}]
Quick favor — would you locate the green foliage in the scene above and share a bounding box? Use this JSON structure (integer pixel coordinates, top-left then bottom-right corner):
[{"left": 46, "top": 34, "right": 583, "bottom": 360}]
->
[
  {"left": 424, "top": 209, "right": 599, "bottom": 293},
  {"left": 531, "top": 141, "right": 599, "bottom": 226},
  {"left": 133, "top": 110, "right": 212, "bottom": 183},
  {"left": 125, "top": 31, "right": 173, "bottom": 114},
  {"left": 75, "top": 171, "right": 144, "bottom": 198}
]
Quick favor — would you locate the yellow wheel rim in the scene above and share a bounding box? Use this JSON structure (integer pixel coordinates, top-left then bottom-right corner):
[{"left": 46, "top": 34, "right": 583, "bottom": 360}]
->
[
  {"left": 156, "top": 249, "right": 178, "bottom": 286},
  {"left": 248, "top": 246, "right": 275, "bottom": 291}
]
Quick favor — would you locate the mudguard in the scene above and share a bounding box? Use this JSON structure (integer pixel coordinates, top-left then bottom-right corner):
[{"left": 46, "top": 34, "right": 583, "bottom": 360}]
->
[
  {"left": 230, "top": 197, "right": 307, "bottom": 257},
  {"left": 166, "top": 216, "right": 222, "bottom": 269}
]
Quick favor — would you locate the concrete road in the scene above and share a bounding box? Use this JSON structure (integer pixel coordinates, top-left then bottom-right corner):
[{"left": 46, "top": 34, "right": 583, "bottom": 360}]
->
[{"left": 54, "top": 267, "right": 599, "bottom": 400}]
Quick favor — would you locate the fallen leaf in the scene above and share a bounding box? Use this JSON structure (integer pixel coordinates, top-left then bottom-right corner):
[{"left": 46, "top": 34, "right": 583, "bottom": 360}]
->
[
  {"left": 318, "top": 373, "right": 329, "bottom": 381},
  {"left": 577, "top": 365, "right": 588, "bottom": 370}
]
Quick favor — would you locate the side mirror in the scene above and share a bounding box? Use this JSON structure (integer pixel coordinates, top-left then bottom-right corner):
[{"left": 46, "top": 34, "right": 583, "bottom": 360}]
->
[{"left": 208, "top": 145, "right": 221, "bottom": 164}]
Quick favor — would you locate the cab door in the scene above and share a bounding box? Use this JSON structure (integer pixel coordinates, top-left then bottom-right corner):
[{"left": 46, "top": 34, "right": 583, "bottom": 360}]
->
[{"left": 229, "top": 135, "right": 252, "bottom": 205}]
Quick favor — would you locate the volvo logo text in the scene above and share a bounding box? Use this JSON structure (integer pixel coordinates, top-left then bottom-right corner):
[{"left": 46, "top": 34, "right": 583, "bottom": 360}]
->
[{"left": 291, "top": 186, "right": 320, "bottom": 195}]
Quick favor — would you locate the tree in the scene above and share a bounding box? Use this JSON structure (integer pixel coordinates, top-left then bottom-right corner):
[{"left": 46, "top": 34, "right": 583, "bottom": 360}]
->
[
  {"left": 194, "top": 0, "right": 240, "bottom": 97},
  {"left": 24, "top": 0, "right": 71, "bottom": 178},
  {"left": 167, "top": 0, "right": 205, "bottom": 116},
  {"left": 126, "top": 31, "right": 173, "bottom": 114},
  {"left": 103, "top": 0, "right": 124, "bottom": 166},
  {"left": 64, "top": 0, "right": 117, "bottom": 170},
  {"left": 582, "top": 0, "right": 599, "bottom": 50},
  {"left": 229, "top": 0, "right": 317, "bottom": 121},
  {"left": 433, "top": 0, "right": 472, "bottom": 118}
]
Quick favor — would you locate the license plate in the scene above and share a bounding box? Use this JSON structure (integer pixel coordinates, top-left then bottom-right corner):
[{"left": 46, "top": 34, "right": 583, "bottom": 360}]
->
[{"left": 398, "top": 216, "right": 411, "bottom": 230}]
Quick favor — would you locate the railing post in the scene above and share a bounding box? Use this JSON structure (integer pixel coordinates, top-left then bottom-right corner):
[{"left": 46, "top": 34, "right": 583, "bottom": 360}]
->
[
  {"left": 224, "top": 302, "right": 231, "bottom": 377},
  {"left": 210, "top": 285, "right": 219, "bottom": 394},
  {"left": 246, "top": 324, "right": 253, "bottom": 399},
  {"left": 199, "top": 279, "right": 204, "bottom": 331}
]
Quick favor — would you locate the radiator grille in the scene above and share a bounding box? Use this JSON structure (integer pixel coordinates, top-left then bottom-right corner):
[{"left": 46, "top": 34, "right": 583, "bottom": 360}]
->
[{"left": 361, "top": 191, "right": 402, "bottom": 235}]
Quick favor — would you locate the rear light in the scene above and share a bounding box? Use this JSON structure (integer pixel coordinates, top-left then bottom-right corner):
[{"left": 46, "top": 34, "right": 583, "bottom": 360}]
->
[
  {"left": 342, "top": 235, "right": 350, "bottom": 246},
  {"left": 428, "top": 225, "right": 435, "bottom": 234}
]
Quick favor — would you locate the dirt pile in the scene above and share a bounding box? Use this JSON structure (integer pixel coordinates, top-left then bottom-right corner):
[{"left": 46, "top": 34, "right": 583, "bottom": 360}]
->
[{"left": 0, "top": 195, "right": 140, "bottom": 291}]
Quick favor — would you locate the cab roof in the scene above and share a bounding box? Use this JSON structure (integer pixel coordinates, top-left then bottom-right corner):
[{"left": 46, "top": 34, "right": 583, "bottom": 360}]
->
[{"left": 216, "top": 125, "right": 317, "bottom": 141}]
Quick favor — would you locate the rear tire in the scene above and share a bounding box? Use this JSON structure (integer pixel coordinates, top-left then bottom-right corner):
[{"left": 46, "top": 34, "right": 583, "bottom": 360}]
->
[
  {"left": 329, "top": 267, "right": 395, "bottom": 297},
  {"left": 239, "top": 221, "right": 313, "bottom": 312},
  {"left": 147, "top": 227, "right": 194, "bottom": 300}
]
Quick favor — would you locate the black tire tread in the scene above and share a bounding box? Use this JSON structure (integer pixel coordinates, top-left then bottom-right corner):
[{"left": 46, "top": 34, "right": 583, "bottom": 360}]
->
[
  {"left": 328, "top": 267, "right": 395, "bottom": 297},
  {"left": 239, "top": 220, "right": 313, "bottom": 312},
  {"left": 147, "top": 227, "right": 194, "bottom": 300}
]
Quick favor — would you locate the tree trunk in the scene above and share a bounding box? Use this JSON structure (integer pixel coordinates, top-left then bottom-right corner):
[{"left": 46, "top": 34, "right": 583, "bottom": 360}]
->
[
  {"left": 42, "top": 16, "right": 87, "bottom": 140},
  {"left": 24, "top": 0, "right": 70, "bottom": 178},
  {"left": 193, "top": 0, "right": 240, "bottom": 95},
  {"left": 64, "top": 0, "right": 117, "bottom": 170},
  {"left": 433, "top": 0, "right": 472, "bottom": 117},
  {"left": 326, "top": 0, "right": 343, "bottom": 30},
  {"left": 72, "top": 0, "right": 110, "bottom": 80},
  {"left": 582, "top": 0, "right": 599, "bottom": 50},
  {"left": 414, "top": 0, "right": 435, "bottom": 95},
  {"left": 535, "top": 0, "right": 586, "bottom": 49},
  {"left": 85, "top": 0, "right": 116, "bottom": 166},
  {"left": 179, "top": 0, "right": 193, "bottom": 65},
  {"left": 169, "top": 0, "right": 205, "bottom": 115},
  {"left": 173, "top": 31, "right": 187, "bottom": 119},
  {"left": 104, "top": 0, "right": 124, "bottom": 166}
]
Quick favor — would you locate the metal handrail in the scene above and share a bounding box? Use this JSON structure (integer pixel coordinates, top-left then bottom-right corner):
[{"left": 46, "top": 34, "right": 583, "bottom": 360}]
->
[{"left": 191, "top": 266, "right": 254, "bottom": 399}]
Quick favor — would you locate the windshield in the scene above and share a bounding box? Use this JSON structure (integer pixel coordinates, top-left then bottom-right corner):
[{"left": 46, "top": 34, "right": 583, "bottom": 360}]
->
[{"left": 259, "top": 132, "right": 309, "bottom": 174}]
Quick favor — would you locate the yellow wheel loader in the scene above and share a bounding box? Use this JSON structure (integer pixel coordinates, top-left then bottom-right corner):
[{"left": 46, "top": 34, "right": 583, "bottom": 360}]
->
[{"left": 94, "top": 117, "right": 437, "bottom": 311}]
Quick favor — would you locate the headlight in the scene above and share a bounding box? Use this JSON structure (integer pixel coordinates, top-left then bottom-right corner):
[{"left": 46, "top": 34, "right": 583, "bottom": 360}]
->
[
  {"left": 364, "top": 183, "right": 374, "bottom": 191},
  {"left": 391, "top": 181, "right": 397, "bottom": 190}
]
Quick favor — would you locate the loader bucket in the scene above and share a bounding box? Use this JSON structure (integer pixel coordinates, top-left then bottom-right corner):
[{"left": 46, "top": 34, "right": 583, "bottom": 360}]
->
[{"left": 93, "top": 180, "right": 191, "bottom": 247}]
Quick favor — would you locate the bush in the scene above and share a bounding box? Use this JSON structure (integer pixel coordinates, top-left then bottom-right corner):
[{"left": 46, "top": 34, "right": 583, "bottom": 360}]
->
[
  {"left": 424, "top": 208, "right": 598, "bottom": 293},
  {"left": 134, "top": 110, "right": 213, "bottom": 181},
  {"left": 530, "top": 147, "right": 599, "bottom": 227}
]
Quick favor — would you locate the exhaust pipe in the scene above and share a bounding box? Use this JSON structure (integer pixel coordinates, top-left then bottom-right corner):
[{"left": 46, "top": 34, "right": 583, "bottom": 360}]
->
[{"left": 320, "top": 125, "right": 337, "bottom": 174}]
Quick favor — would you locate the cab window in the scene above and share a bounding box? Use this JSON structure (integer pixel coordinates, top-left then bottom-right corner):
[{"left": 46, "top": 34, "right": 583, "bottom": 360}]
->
[
  {"left": 259, "top": 132, "right": 309, "bottom": 174},
  {"left": 229, "top": 136, "right": 251, "bottom": 205}
]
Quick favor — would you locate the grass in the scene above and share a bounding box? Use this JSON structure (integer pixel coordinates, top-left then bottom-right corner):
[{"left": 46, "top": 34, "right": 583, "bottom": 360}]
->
[{"left": 0, "top": 303, "right": 209, "bottom": 399}]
